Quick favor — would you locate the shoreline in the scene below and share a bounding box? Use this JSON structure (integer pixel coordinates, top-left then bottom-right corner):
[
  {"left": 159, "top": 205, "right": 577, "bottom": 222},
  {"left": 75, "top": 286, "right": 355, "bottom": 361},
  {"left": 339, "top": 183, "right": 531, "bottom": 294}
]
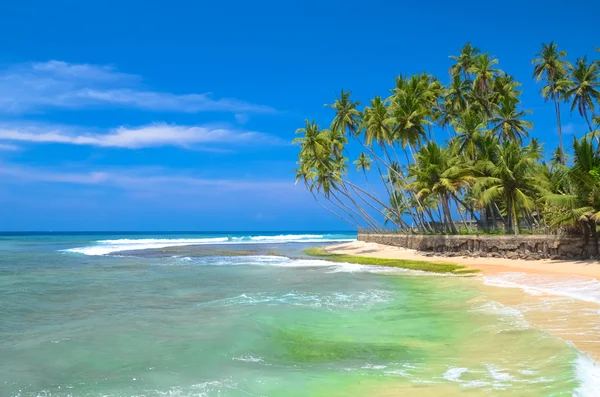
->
[
  {"left": 326, "top": 240, "right": 600, "bottom": 363},
  {"left": 325, "top": 241, "right": 600, "bottom": 278}
]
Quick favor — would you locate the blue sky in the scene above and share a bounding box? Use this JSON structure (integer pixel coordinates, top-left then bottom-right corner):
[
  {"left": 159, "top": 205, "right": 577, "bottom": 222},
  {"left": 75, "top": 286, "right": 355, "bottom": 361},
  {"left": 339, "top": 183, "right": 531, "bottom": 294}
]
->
[{"left": 0, "top": 0, "right": 598, "bottom": 231}]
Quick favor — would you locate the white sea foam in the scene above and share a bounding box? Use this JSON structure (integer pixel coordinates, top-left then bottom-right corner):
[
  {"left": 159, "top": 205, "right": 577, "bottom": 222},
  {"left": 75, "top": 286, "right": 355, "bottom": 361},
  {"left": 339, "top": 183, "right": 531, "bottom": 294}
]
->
[
  {"left": 574, "top": 352, "right": 600, "bottom": 397},
  {"left": 443, "top": 367, "right": 468, "bottom": 382},
  {"left": 233, "top": 355, "right": 264, "bottom": 363},
  {"left": 200, "top": 290, "right": 394, "bottom": 310},
  {"left": 483, "top": 272, "right": 600, "bottom": 305},
  {"left": 63, "top": 234, "right": 355, "bottom": 256},
  {"left": 469, "top": 301, "right": 531, "bottom": 330}
]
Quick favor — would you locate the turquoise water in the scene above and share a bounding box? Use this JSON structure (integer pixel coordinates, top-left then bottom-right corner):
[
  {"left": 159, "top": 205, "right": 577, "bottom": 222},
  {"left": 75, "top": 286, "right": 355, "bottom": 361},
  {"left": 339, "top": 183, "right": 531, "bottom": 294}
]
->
[{"left": 0, "top": 232, "right": 595, "bottom": 396}]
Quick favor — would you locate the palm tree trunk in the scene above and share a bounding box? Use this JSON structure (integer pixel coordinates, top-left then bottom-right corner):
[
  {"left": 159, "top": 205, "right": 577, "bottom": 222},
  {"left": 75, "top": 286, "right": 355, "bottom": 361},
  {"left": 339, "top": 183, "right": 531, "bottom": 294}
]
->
[
  {"left": 309, "top": 189, "right": 357, "bottom": 228},
  {"left": 589, "top": 219, "right": 599, "bottom": 256},
  {"left": 553, "top": 95, "right": 565, "bottom": 164},
  {"left": 442, "top": 195, "right": 458, "bottom": 234},
  {"left": 583, "top": 104, "right": 594, "bottom": 132},
  {"left": 506, "top": 198, "right": 514, "bottom": 234},
  {"left": 330, "top": 191, "right": 380, "bottom": 231}
]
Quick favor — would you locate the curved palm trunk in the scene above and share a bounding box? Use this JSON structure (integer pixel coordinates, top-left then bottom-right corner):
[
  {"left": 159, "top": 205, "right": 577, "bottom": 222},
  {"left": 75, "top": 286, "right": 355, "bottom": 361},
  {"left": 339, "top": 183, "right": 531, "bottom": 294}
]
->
[
  {"left": 338, "top": 183, "right": 389, "bottom": 231},
  {"left": 306, "top": 186, "right": 357, "bottom": 228},
  {"left": 358, "top": 142, "right": 432, "bottom": 230},
  {"left": 330, "top": 191, "right": 379, "bottom": 231}
]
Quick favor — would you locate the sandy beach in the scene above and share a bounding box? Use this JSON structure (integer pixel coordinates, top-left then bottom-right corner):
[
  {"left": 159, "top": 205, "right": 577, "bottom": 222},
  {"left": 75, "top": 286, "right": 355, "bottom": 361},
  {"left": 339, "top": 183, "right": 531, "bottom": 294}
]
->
[{"left": 326, "top": 240, "right": 600, "bottom": 278}]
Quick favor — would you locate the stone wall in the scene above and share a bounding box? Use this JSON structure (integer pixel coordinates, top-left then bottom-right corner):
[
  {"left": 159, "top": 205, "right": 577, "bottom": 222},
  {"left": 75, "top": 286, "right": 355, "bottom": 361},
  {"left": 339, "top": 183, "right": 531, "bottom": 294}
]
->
[{"left": 358, "top": 233, "right": 598, "bottom": 260}]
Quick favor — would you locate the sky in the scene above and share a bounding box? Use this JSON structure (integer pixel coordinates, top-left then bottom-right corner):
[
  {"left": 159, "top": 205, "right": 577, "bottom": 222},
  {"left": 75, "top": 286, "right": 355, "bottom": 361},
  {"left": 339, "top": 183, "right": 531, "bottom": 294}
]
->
[{"left": 0, "top": 0, "right": 598, "bottom": 231}]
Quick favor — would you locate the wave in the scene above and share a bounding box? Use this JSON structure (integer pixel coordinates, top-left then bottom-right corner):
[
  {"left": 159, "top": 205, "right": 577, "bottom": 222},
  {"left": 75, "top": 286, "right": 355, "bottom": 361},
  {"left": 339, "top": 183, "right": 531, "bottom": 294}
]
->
[
  {"left": 197, "top": 289, "right": 394, "bottom": 310},
  {"left": 63, "top": 234, "right": 355, "bottom": 256},
  {"left": 468, "top": 301, "right": 531, "bottom": 330},
  {"left": 483, "top": 272, "right": 600, "bottom": 305},
  {"left": 574, "top": 351, "right": 600, "bottom": 397}
]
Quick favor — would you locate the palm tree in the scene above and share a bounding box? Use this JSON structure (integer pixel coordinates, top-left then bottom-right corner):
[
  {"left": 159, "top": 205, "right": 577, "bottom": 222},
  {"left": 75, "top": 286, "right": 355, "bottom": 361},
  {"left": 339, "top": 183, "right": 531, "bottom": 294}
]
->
[
  {"left": 388, "top": 75, "right": 430, "bottom": 155},
  {"left": 544, "top": 137, "right": 600, "bottom": 253},
  {"left": 451, "top": 107, "right": 486, "bottom": 160},
  {"left": 449, "top": 43, "right": 480, "bottom": 79},
  {"left": 468, "top": 53, "right": 500, "bottom": 95},
  {"left": 565, "top": 57, "right": 600, "bottom": 132},
  {"left": 353, "top": 152, "right": 372, "bottom": 174},
  {"left": 441, "top": 75, "right": 472, "bottom": 127},
  {"left": 475, "top": 141, "right": 548, "bottom": 234},
  {"left": 361, "top": 96, "right": 392, "bottom": 149},
  {"left": 490, "top": 96, "right": 533, "bottom": 144},
  {"left": 326, "top": 89, "right": 361, "bottom": 136},
  {"left": 532, "top": 42, "right": 571, "bottom": 164},
  {"left": 293, "top": 120, "right": 330, "bottom": 160},
  {"left": 408, "top": 142, "right": 475, "bottom": 233}
]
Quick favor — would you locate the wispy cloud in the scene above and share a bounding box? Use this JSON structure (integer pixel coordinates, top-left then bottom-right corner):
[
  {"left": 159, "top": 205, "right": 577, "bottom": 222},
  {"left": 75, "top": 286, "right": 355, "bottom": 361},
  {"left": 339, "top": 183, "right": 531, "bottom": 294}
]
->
[
  {"left": 0, "top": 60, "right": 276, "bottom": 114},
  {"left": 0, "top": 122, "right": 282, "bottom": 149},
  {"left": 0, "top": 164, "right": 292, "bottom": 193},
  {"left": 0, "top": 143, "right": 19, "bottom": 151}
]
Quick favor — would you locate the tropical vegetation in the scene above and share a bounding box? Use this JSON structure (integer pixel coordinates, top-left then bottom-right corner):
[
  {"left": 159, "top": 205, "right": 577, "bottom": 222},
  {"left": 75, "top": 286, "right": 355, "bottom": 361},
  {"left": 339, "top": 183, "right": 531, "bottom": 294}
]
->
[{"left": 294, "top": 42, "right": 600, "bottom": 240}]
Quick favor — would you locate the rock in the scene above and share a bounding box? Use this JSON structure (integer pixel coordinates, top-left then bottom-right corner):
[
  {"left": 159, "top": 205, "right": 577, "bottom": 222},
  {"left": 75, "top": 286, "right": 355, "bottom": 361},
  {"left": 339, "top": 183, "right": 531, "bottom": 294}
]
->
[{"left": 506, "top": 251, "right": 519, "bottom": 259}]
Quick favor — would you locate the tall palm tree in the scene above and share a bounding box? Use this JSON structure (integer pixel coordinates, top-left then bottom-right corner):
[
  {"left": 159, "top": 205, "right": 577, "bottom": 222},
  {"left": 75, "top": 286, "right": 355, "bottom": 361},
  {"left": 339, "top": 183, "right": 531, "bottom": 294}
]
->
[
  {"left": 408, "top": 142, "right": 475, "bottom": 233},
  {"left": 452, "top": 107, "right": 486, "bottom": 160},
  {"left": 468, "top": 53, "right": 500, "bottom": 96},
  {"left": 441, "top": 75, "right": 472, "bottom": 127},
  {"left": 565, "top": 57, "right": 600, "bottom": 132},
  {"left": 361, "top": 96, "right": 392, "bottom": 149},
  {"left": 490, "top": 96, "right": 533, "bottom": 144},
  {"left": 326, "top": 89, "right": 361, "bottom": 136},
  {"left": 532, "top": 42, "right": 571, "bottom": 164},
  {"left": 475, "top": 141, "right": 548, "bottom": 234},
  {"left": 449, "top": 43, "right": 480, "bottom": 79}
]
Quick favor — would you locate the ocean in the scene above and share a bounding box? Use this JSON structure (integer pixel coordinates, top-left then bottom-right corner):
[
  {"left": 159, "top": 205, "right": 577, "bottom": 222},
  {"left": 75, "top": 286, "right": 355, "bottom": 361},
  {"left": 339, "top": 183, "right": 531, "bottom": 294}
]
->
[{"left": 1, "top": 232, "right": 599, "bottom": 396}]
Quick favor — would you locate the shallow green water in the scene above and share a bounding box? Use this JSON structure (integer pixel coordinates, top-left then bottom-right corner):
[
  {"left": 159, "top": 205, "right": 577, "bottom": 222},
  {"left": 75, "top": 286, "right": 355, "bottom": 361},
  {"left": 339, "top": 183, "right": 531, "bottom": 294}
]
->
[{"left": 0, "top": 233, "right": 592, "bottom": 396}]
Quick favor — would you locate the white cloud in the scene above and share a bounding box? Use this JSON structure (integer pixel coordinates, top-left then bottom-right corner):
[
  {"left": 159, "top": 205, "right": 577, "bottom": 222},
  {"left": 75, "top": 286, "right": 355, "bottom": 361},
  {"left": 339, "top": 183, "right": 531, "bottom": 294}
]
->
[
  {"left": 0, "top": 123, "right": 281, "bottom": 149},
  {"left": 0, "top": 164, "right": 292, "bottom": 193},
  {"left": 0, "top": 60, "right": 276, "bottom": 114}
]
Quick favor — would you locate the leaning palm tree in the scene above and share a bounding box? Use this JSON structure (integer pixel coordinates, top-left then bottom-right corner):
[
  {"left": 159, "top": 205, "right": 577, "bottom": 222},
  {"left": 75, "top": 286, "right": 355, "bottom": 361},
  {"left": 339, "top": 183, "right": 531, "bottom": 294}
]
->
[
  {"left": 361, "top": 96, "right": 393, "bottom": 149},
  {"left": 475, "top": 141, "right": 549, "bottom": 234},
  {"left": 326, "top": 89, "right": 361, "bottom": 136},
  {"left": 532, "top": 42, "right": 571, "bottom": 164},
  {"left": 490, "top": 96, "right": 533, "bottom": 144},
  {"left": 565, "top": 57, "right": 600, "bottom": 132}
]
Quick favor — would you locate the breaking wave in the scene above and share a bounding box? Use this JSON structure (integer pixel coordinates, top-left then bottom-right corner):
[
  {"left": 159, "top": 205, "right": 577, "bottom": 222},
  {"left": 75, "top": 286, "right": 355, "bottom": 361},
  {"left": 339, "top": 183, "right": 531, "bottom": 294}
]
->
[{"left": 63, "top": 234, "right": 355, "bottom": 256}]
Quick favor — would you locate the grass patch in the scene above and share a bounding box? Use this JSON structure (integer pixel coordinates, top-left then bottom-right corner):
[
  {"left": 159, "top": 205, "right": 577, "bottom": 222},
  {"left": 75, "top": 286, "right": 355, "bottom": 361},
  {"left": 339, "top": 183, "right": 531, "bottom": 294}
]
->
[{"left": 305, "top": 247, "right": 478, "bottom": 274}]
